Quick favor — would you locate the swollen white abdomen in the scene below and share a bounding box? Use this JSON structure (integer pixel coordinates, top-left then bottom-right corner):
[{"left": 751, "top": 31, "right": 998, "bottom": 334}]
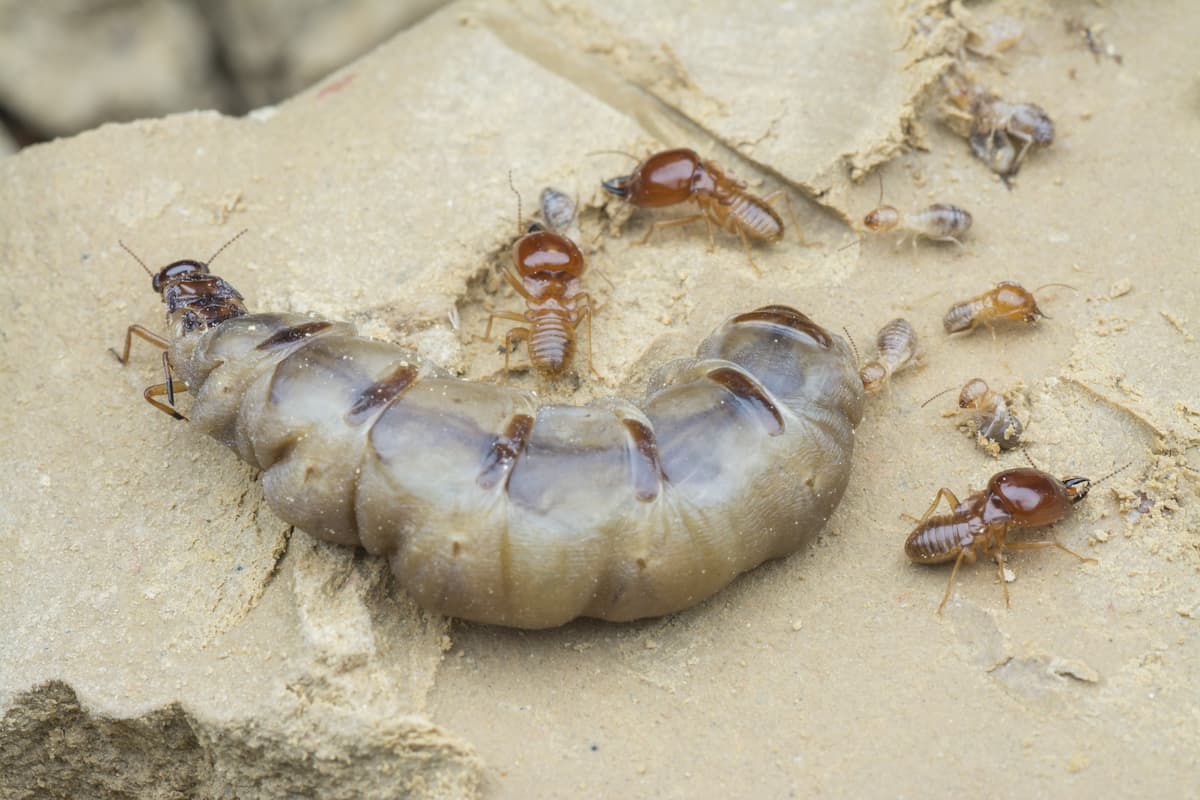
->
[{"left": 173, "top": 306, "right": 863, "bottom": 628}]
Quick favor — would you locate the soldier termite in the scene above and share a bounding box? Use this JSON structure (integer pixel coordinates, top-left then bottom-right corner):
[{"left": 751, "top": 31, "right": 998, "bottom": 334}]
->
[
  {"left": 859, "top": 318, "right": 921, "bottom": 393},
  {"left": 482, "top": 179, "right": 598, "bottom": 380},
  {"left": 922, "top": 379, "right": 1023, "bottom": 452},
  {"left": 482, "top": 228, "right": 598, "bottom": 380},
  {"left": 943, "top": 281, "right": 1074, "bottom": 336},
  {"left": 904, "top": 464, "right": 1126, "bottom": 614},
  {"left": 600, "top": 147, "right": 801, "bottom": 275},
  {"left": 112, "top": 239, "right": 864, "bottom": 628}
]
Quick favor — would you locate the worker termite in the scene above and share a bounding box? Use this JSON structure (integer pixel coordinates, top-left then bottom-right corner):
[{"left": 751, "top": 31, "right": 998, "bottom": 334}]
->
[
  {"left": 847, "top": 173, "right": 971, "bottom": 251},
  {"left": 539, "top": 186, "right": 577, "bottom": 234},
  {"left": 863, "top": 203, "right": 973, "bottom": 249},
  {"left": 943, "top": 281, "right": 1073, "bottom": 336},
  {"left": 905, "top": 465, "right": 1123, "bottom": 614},
  {"left": 482, "top": 179, "right": 597, "bottom": 380},
  {"left": 600, "top": 147, "right": 798, "bottom": 274},
  {"left": 859, "top": 318, "right": 921, "bottom": 393},
  {"left": 113, "top": 237, "right": 863, "bottom": 628},
  {"left": 922, "top": 378, "right": 1023, "bottom": 451},
  {"left": 942, "top": 70, "right": 1054, "bottom": 179}
]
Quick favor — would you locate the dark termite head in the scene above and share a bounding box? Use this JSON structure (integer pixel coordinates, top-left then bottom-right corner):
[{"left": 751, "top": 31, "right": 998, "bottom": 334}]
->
[
  {"left": 601, "top": 148, "right": 705, "bottom": 208},
  {"left": 119, "top": 240, "right": 206, "bottom": 294},
  {"left": 513, "top": 229, "right": 586, "bottom": 279},
  {"left": 120, "top": 230, "right": 246, "bottom": 297},
  {"left": 863, "top": 206, "right": 901, "bottom": 232},
  {"left": 152, "top": 260, "right": 210, "bottom": 293}
]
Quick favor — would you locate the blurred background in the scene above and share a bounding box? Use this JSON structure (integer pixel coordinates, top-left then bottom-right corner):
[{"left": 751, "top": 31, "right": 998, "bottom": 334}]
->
[{"left": 0, "top": 0, "right": 451, "bottom": 155}]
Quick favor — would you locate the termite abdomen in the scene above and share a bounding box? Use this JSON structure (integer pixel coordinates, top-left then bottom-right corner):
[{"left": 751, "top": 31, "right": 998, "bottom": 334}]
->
[{"left": 859, "top": 318, "right": 920, "bottom": 393}]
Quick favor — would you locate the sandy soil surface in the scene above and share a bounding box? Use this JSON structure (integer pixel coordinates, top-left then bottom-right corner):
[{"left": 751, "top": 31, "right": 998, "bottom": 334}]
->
[{"left": 1, "top": 1, "right": 1197, "bottom": 797}]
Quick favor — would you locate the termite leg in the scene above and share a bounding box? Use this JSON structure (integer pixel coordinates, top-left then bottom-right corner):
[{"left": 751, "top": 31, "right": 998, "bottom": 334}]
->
[
  {"left": 502, "top": 327, "right": 531, "bottom": 380},
  {"left": 1008, "top": 128, "right": 1034, "bottom": 171},
  {"left": 481, "top": 310, "right": 529, "bottom": 343},
  {"left": 936, "top": 548, "right": 969, "bottom": 615},
  {"left": 110, "top": 324, "right": 168, "bottom": 365},
  {"left": 500, "top": 267, "right": 537, "bottom": 302},
  {"left": 572, "top": 294, "right": 602, "bottom": 380},
  {"left": 143, "top": 380, "right": 187, "bottom": 421},
  {"left": 636, "top": 214, "right": 706, "bottom": 246},
  {"left": 994, "top": 549, "right": 1011, "bottom": 608},
  {"left": 916, "top": 487, "right": 962, "bottom": 525},
  {"left": 1004, "top": 540, "right": 1098, "bottom": 564},
  {"left": 764, "top": 190, "right": 816, "bottom": 247},
  {"left": 734, "top": 225, "right": 764, "bottom": 276}
]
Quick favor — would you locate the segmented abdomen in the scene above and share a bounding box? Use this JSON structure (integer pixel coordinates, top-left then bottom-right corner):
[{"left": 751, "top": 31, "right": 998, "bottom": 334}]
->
[
  {"left": 711, "top": 191, "right": 784, "bottom": 241},
  {"left": 943, "top": 300, "right": 982, "bottom": 333},
  {"left": 172, "top": 305, "right": 862, "bottom": 628},
  {"left": 916, "top": 204, "right": 972, "bottom": 238},
  {"left": 527, "top": 307, "right": 574, "bottom": 377},
  {"left": 905, "top": 517, "right": 976, "bottom": 563}
]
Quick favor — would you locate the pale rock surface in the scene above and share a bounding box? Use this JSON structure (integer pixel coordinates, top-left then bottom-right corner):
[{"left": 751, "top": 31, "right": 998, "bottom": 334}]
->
[{"left": 2, "top": 1, "right": 1198, "bottom": 798}]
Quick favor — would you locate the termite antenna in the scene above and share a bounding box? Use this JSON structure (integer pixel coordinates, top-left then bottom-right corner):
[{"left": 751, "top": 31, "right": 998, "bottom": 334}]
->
[
  {"left": 836, "top": 236, "right": 865, "bottom": 253},
  {"left": 842, "top": 327, "right": 860, "bottom": 364},
  {"left": 586, "top": 149, "right": 641, "bottom": 162},
  {"left": 1020, "top": 445, "right": 1041, "bottom": 471},
  {"left": 1092, "top": 461, "right": 1133, "bottom": 489},
  {"left": 118, "top": 240, "right": 154, "bottom": 277},
  {"left": 1033, "top": 282, "right": 1078, "bottom": 293},
  {"left": 876, "top": 170, "right": 885, "bottom": 206},
  {"left": 508, "top": 170, "right": 523, "bottom": 236},
  {"left": 920, "top": 385, "right": 958, "bottom": 408},
  {"left": 208, "top": 228, "right": 248, "bottom": 266}
]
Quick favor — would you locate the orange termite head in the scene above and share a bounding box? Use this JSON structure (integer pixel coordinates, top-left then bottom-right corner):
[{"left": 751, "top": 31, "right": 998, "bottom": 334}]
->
[
  {"left": 958, "top": 378, "right": 992, "bottom": 410},
  {"left": 988, "top": 468, "right": 1080, "bottom": 526},
  {"left": 601, "top": 148, "right": 707, "bottom": 208},
  {"left": 512, "top": 229, "right": 586, "bottom": 279},
  {"left": 863, "top": 205, "right": 901, "bottom": 232},
  {"left": 992, "top": 281, "right": 1045, "bottom": 323}
]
